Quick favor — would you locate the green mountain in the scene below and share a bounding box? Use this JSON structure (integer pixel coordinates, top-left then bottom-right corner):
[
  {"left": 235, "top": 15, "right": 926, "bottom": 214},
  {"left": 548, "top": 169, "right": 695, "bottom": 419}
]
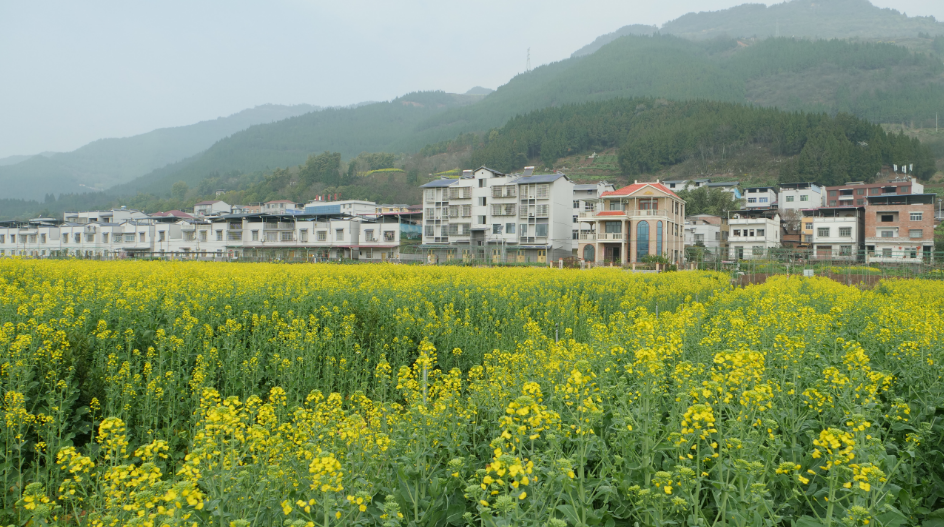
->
[
  {"left": 661, "top": 0, "right": 944, "bottom": 41},
  {"left": 112, "top": 91, "right": 482, "bottom": 196},
  {"left": 468, "top": 97, "right": 936, "bottom": 185},
  {"left": 0, "top": 104, "right": 319, "bottom": 200}
]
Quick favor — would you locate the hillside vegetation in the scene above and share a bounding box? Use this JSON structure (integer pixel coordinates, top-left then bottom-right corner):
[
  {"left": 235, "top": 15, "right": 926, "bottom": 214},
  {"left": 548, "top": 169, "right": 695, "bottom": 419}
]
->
[
  {"left": 661, "top": 0, "right": 944, "bottom": 40},
  {"left": 0, "top": 104, "right": 319, "bottom": 201},
  {"left": 107, "top": 35, "right": 944, "bottom": 201},
  {"left": 468, "top": 98, "right": 936, "bottom": 186}
]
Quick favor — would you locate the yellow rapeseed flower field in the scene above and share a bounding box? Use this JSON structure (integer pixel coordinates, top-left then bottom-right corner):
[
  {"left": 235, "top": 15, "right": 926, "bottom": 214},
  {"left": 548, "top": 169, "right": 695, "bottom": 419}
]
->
[{"left": 1, "top": 259, "right": 943, "bottom": 526}]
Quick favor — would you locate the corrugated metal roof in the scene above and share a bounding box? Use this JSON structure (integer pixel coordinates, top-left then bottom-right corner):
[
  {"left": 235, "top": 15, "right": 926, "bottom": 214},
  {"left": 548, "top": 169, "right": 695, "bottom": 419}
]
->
[
  {"left": 420, "top": 179, "right": 458, "bottom": 188},
  {"left": 515, "top": 174, "right": 566, "bottom": 184}
]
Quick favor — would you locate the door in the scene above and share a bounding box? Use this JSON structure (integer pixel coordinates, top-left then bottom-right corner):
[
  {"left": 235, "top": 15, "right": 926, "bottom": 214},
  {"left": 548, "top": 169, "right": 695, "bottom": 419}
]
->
[
  {"left": 735, "top": 247, "right": 744, "bottom": 260},
  {"left": 583, "top": 245, "right": 595, "bottom": 262},
  {"left": 537, "top": 249, "right": 546, "bottom": 264},
  {"left": 492, "top": 248, "right": 501, "bottom": 263}
]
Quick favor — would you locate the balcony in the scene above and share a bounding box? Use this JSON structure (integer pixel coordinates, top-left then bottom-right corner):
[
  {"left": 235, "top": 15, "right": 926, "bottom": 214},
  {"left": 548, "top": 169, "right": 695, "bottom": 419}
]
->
[
  {"left": 598, "top": 233, "right": 623, "bottom": 240},
  {"left": 578, "top": 209, "right": 670, "bottom": 220},
  {"left": 866, "top": 236, "right": 930, "bottom": 244},
  {"left": 578, "top": 233, "right": 596, "bottom": 241}
]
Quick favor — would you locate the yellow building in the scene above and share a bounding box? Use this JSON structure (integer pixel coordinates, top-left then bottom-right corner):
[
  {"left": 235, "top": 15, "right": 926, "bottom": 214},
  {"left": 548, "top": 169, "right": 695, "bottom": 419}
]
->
[{"left": 577, "top": 182, "right": 686, "bottom": 265}]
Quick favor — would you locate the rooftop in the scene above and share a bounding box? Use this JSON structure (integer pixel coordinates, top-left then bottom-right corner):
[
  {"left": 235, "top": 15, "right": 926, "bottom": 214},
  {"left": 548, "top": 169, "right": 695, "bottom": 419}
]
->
[{"left": 600, "top": 182, "right": 680, "bottom": 199}]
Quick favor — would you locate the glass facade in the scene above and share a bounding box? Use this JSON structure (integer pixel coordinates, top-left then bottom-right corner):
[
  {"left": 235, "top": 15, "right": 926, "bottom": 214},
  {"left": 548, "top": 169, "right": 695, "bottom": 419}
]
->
[{"left": 636, "top": 221, "right": 649, "bottom": 260}]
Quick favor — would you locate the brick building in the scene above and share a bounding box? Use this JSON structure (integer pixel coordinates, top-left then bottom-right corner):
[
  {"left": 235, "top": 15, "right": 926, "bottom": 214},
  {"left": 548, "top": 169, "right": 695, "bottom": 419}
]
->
[{"left": 864, "top": 194, "right": 936, "bottom": 263}]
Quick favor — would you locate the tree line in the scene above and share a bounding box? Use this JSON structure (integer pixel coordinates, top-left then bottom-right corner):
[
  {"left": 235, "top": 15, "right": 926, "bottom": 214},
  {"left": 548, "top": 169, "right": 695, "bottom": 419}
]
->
[{"left": 469, "top": 97, "right": 936, "bottom": 186}]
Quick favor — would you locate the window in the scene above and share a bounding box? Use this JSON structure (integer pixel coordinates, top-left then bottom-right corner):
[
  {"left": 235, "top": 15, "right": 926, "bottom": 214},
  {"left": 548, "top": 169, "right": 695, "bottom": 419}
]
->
[
  {"left": 804, "top": 235, "right": 813, "bottom": 242},
  {"left": 425, "top": 225, "right": 434, "bottom": 237},
  {"left": 759, "top": 197, "right": 768, "bottom": 203},
  {"left": 125, "top": 234, "right": 135, "bottom": 243},
  {"left": 804, "top": 222, "right": 813, "bottom": 231},
  {"left": 493, "top": 224, "right": 502, "bottom": 234},
  {"left": 478, "top": 178, "right": 486, "bottom": 188},
  {"left": 86, "top": 234, "right": 95, "bottom": 243},
  {"left": 733, "top": 229, "right": 741, "bottom": 236},
  {"left": 280, "top": 232, "right": 293, "bottom": 242},
  {"left": 695, "top": 233, "right": 705, "bottom": 243},
  {"left": 251, "top": 230, "right": 259, "bottom": 241},
  {"left": 785, "top": 195, "right": 794, "bottom": 202},
  {"left": 829, "top": 201, "right": 837, "bottom": 207},
  {"left": 478, "top": 197, "right": 487, "bottom": 206},
  {"left": 477, "top": 215, "right": 486, "bottom": 225},
  {"left": 572, "top": 230, "right": 578, "bottom": 240},
  {"left": 462, "top": 205, "right": 472, "bottom": 217},
  {"left": 520, "top": 224, "right": 528, "bottom": 236},
  {"left": 882, "top": 248, "right": 892, "bottom": 258},
  {"left": 384, "top": 231, "right": 394, "bottom": 242},
  {"left": 216, "top": 230, "right": 223, "bottom": 241},
  {"left": 537, "top": 185, "right": 549, "bottom": 198},
  {"left": 584, "top": 202, "right": 595, "bottom": 212},
  {"left": 911, "top": 212, "right": 923, "bottom": 221},
  {"left": 573, "top": 215, "right": 578, "bottom": 224},
  {"left": 752, "top": 246, "right": 764, "bottom": 256},
  {"left": 140, "top": 233, "right": 146, "bottom": 242},
  {"left": 747, "top": 198, "right": 757, "bottom": 204},
  {"left": 365, "top": 230, "right": 374, "bottom": 242},
  {"left": 9, "top": 235, "right": 15, "bottom": 243},
  {"left": 828, "top": 190, "right": 837, "bottom": 197},
  {"left": 757, "top": 229, "right": 765, "bottom": 237},
  {"left": 881, "top": 230, "right": 894, "bottom": 238},
  {"left": 0, "top": 235, "right": 4, "bottom": 243},
  {"left": 535, "top": 224, "right": 548, "bottom": 237},
  {"left": 856, "top": 199, "right": 864, "bottom": 205},
  {"left": 318, "top": 231, "right": 327, "bottom": 241},
  {"left": 74, "top": 233, "right": 81, "bottom": 243},
  {"left": 536, "top": 204, "right": 548, "bottom": 217},
  {"left": 715, "top": 232, "right": 720, "bottom": 240},
  {"left": 880, "top": 214, "right": 894, "bottom": 222},
  {"left": 639, "top": 198, "right": 657, "bottom": 210},
  {"left": 573, "top": 200, "right": 580, "bottom": 208},
  {"left": 506, "top": 223, "right": 515, "bottom": 234},
  {"left": 909, "top": 229, "right": 923, "bottom": 238},
  {"left": 605, "top": 221, "right": 621, "bottom": 234},
  {"left": 184, "top": 232, "right": 195, "bottom": 241},
  {"left": 608, "top": 200, "right": 623, "bottom": 211},
  {"left": 839, "top": 227, "right": 851, "bottom": 237},
  {"left": 800, "top": 194, "right": 809, "bottom": 202},
  {"left": 199, "top": 231, "right": 207, "bottom": 242},
  {"left": 336, "top": 229, "right": 344, "bottom": 241},
  {"left": 817, "top": 227, "right": 829, "bottom": 237},
  {"left": 856, "top": 188, "right": 865, "bottom": 195}
]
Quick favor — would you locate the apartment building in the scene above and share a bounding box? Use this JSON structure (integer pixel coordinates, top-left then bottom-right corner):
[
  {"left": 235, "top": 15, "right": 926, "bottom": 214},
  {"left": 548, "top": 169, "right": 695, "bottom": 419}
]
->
[
  {"left": 0, "top": 201, "right": 410, "bottom": 261},
  {"left": 864, "top": 193, "right": 936, "bottom": 263},
  {"left": 727, "top": 209, "right": 781, "bottom": 260},
  {"left": 778, "top": 183, "right": 824, "bottom": 212},
  {"left": 823, "top": 178, "right": 923, "bottom": 208},
  {"left": 663, "top": 178, "right": 710, "bottom": 192},
  {"left": 684, "top": 215, "right": 723, "bottom": 256},
  {"left": 420, "top": 167, "right": 575, "bottom": 263},
  {"left": 577, "top": 181, "right": 686, "bottom": 264},
  {"left": 573, "top": 182, "right": 615, "bottom": 243},
  {"left": 743, "top": 187, "right": 777, "bottom": 209},
  {"left": 807, "top": 207, "right": 864, "bottom": 261},
  {"left": 304, "top": 199, "right": 378, "bottom": 217}
]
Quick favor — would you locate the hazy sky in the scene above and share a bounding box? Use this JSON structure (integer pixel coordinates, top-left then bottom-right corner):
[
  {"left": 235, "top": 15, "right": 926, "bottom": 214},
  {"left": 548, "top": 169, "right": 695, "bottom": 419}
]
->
[{"left": 1, "top": 0, "right": 942, "bottom": 159}]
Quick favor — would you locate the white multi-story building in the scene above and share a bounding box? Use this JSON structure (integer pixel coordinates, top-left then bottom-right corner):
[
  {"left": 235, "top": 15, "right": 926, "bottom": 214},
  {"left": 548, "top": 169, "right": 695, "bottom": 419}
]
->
[
  {"left": 573, "top": 182, "right": 615, "bottom": 244},
  {"left": 727, "top": 209, "right": 781, "bottom": 260},
  {"left": 0, "top": 201, "right": 410, "bottom": 261},
  {"left": 662, "top": 178, "right": 710, "bottom": 192},
  {"left": 420, "top": 167, "right": 576, "bottom": 263},
  {"left": 778, "top": 183, "right": 824, "bottom": 212},
  {"left": 303, "top": 199, "right": 378, "bottom": 217},
  {"left": 808, "top": 206, "right": 864, "bottom": 261},
  {"left": 684, "top": 215, "right": 723, "bottom": 256},
  {"left": 743, "top": 187, "right": 777, "bottom": 209}
]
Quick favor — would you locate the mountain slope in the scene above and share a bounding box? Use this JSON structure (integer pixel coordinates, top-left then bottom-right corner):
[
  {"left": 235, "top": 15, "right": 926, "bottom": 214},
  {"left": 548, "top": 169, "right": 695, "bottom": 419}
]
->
[
  {"left": 112, "top": 91, "right": 482, "bottom": 196},
  {"left": 0, "top": 104, "right": 319, "bottom": 200},
  {"left": 661, "top": 0, "right": 944, "bottom": 40}
]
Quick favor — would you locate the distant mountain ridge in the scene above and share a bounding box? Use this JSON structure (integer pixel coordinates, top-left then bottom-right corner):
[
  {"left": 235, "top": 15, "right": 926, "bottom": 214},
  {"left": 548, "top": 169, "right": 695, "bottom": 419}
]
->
[{"left": 0, "top": 104, "right": 320, "bottom": 201}]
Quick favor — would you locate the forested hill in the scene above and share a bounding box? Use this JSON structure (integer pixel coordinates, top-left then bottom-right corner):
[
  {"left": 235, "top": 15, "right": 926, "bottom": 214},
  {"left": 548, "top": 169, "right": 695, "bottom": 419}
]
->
[
  {"left": 0, "top": 104, "right": 319, "bottom": 201},
  {"left": 105, "top": 36, "right": 944, "bottom": 201},
  {"left": 661, "top": 0, "right": 944, "bottom": 41},
  {"left": 112, "top": 91, "right": 482, "bottom": 197},
  {"left": 469, "top": 98, "right": 936, "bottom": 186}
]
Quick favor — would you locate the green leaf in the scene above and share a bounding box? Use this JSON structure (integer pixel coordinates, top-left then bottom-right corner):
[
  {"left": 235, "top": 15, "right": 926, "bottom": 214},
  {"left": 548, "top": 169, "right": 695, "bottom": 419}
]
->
[{"left": 794, "top": 515, "right": 824, "bottom": 527}]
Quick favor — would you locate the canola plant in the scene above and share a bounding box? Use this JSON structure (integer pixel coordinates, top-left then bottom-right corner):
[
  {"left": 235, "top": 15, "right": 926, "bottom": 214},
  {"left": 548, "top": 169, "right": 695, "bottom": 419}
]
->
[{"left": 1, "top": 260, "right": 942, "bottom": 527}]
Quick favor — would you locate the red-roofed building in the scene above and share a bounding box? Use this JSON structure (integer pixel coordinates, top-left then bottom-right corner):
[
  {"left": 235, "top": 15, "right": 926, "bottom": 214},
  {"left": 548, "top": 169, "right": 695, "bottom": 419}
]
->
[{"left": 577, "top": 181, "right": 686, "bottom": 265}]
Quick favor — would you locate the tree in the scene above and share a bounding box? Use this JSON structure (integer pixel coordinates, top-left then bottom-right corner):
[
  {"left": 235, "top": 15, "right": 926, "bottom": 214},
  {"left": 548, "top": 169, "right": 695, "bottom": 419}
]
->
[
  {"left": 676, "top": 186, "right": 741, "bottom": 217},
  {"left": 172, "top": 181, "right": 189, "bottom": 201}
]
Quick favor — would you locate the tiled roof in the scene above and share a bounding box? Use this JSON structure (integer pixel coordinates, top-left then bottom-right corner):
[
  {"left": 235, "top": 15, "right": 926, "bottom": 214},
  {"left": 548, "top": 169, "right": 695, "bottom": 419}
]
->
[
  {"left": 601, "top": 182, "right": 680, "bottom": 199},
  {"left": 596, "top": 211, "right": 626, "bottom": 216}
]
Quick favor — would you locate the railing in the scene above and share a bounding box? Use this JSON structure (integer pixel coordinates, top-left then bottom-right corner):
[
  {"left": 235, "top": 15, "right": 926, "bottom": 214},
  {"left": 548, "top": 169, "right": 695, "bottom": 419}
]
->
[
  {"left": 865, "top": 236, "right": 928, "bottom": 244},
  {"left": 598, "top": 233, "right": 623, "bottom": 240},
  {"left": 579, "top": 209, "right": 671, "bottom": 219},
  {"left": 579, "top": 233, "right": 596, "bottom": 241}
]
